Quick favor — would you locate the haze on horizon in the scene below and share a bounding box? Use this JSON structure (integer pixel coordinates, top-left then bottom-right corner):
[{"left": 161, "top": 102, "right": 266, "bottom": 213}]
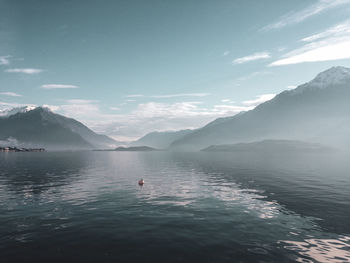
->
[{"left": 1, "top": 0, "right": 350, "bottom": 141}]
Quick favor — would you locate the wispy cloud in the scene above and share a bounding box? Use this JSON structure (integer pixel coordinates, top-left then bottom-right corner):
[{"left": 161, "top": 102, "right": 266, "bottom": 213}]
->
[
  {"left": 301, "top": 19, "right": 350, "bottom": 42},
  {"left": 223, "top": 51, "right": 230, "bottom": 56},
  {"left": 233, "top": 52, "right": 270, "bottom": 64},
  {"left": 0, "top": 92, "right": 22, "bottom": 97},
  {"left": 262, "top": 0, "right": 350, "bottom": 31},
  {"left": 270, "top": 41, "right": 350, "bottom": 66},
  {"left": 110, "top": 107, "right": 120, "bottom": 111},
  {"left": 44, "top": 100, "right": 100, "bottom": 125},
  {"left": 0, "top": 55, "right": 10, "bottom": 65},
  {"left": 213, "top": 104, "right": 253, "bottom": 114},
  {"left": 125, "top": 93, "right": 210, "bottom": 99},
  {"left": 221, "top": 99, "right": 235, "bottom": 103},
  {"left": 242, "top": 94, "right": 276, "bottom": 107},
  {"left": 42, "top": 104, "right": 60, "bottom": 112},
  {"left": 237, "top": 71, "right": 272, "bottom": 81},
  {"left": 41, "top": 84, "right": 79, "bottom": 89},
  {"left": 270, "top": 19, "right": 350, "bottom": 66},
  {"left": 150, "top": 93, "right": 210, "bottom": 98},
  {"left": 6, "top": 68, "right": 43, "bottom": 74},
  {"left": 65, "top": 99, "right": 98, "bottom": 104},
  {"left": 125, "top": 94, "right": 144, "bottom": 98}
]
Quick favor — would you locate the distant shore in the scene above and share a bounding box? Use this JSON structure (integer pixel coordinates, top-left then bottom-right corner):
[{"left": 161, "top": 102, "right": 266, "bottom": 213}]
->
[
  {"left": 0, "top": 147, "right": 45, "bottom": 152},
  {"left": 95, "top": 146, "right": 160, "bottom": 152}
]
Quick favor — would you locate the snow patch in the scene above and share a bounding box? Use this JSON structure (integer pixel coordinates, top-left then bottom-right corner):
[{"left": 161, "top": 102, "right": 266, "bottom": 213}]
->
[
  {"left": 309, "top": 66, "right": 350, "bottom": 88},
  {"left": 287, "top": 66, "right": 350, "bottom": 96},
  {"left": 0, "top": 106, "right": 37, "bottom": 117}
]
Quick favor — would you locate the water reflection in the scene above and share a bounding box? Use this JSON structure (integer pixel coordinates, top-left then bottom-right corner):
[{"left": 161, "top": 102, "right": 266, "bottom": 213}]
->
[
  {"left": 0, "top": 152, "right": 92, "bottom": 194},
  {"left": 281, "top": 236, "right": 350, "bottom": 263},
  {"left": 0, "top": 151, "right": 350, "bottom": 262},
  {"left": 170, "top": 151, "right": 350, "bottom": 234}
]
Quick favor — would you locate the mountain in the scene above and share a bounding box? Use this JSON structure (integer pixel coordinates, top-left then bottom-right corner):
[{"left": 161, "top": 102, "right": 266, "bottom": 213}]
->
[
  {"left": 201, "top": 140, "right": 330, "bottom": 153},
  {"left": 0, "top": 107, "right": 119, "bottom": 150},
  {"left": 170, "top": 66, "right": 350, "bottom": 151},
  {"left": 114, "top": 146, "right": 158, "bottom": 151},
  {"left": 130, "top": 129, "right": 193, "bottom": 149},
  {"left": 0, "top": 105, "right": 37, "bottom": 117}
]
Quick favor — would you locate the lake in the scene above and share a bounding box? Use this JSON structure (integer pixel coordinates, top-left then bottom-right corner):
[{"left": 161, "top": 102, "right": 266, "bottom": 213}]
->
[{"left": 0, "top": 151, "right": 349, "bottom": 262}]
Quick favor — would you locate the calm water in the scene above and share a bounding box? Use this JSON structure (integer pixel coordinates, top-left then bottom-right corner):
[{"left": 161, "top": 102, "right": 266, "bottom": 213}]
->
[{"left": 0, "top": 151, "right": 350, "bottom": 263}]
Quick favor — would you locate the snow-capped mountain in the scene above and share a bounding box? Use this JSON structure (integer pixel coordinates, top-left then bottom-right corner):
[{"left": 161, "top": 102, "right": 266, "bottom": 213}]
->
[
  {"left": 286, "top": 66, "right": 350, "bottom": 96},
  {"left": 310, "top": 66, "right": 350, "bottom": 88},
  {"left": 170, "top": 66, "right": 350, "bottom": 151},
  {"left": 0, "top": 106, "right": 119, "bottom": 150},
  {"left": 0, "top": 105, "right": 37, "bottom": 118}
]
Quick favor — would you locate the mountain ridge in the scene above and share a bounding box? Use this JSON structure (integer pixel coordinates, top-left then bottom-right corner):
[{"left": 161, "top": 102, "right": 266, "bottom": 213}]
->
[
  {"left": 169, "top": 66, "right": 350, "bottom": 151},
  {"left": 0, "top": 107, "right": 118, "bottom": 150},
  {"left": 201, "top": 139, "right": 330, "bottom": 152},
  {"left": 130, "top": 129, "right": 193, "bottom": 149}
]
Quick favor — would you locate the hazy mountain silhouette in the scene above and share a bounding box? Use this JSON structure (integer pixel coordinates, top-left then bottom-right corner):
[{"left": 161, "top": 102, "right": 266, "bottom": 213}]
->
[
  {"left": 170, "top": 66, "right": 350, "bottom": 151},
  {"left": 130, "top": 129, "right": 193, "bottom": 149},
  {"left": 114, "top": 146, "right": 158, "bottom": 151},
  {"left": 201, "top": 140, "right": 330, "bottom": 152}
]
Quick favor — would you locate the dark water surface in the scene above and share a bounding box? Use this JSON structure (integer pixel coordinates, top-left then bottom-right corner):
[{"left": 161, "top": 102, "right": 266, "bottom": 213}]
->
[{"left": 0, "top": 151, "right": 350, "bottom": 263}]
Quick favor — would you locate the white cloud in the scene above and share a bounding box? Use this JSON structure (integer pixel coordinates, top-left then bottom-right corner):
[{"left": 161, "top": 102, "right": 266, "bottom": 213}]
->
[
  {"left": 125, "top": 94, "right": 144, "bottom": 98},
  {"left": 223, "top": 51, "right": 230, "bottom": 56},
  {"left": 41, "top": 84, "right": 79, "bottom": 89},
  {"left": 99, "top": 102, "right": 233, "bottom": 140},
  {"left": 220, "top": 99, "right": 235, "bottom": 104},
  {"left": 0, "top": 55, "right": 10, "bottom": 65},
  {"left": 42, "top": 104, "right": 60, "bottom": 111},
  {"left": 61, "top": 104, "right": 100, "bottom": 116},
  {"left": 242, "top": 94, "right": 276, "bottom": 107},
  {"left": 5, "top": 68, "right": 43, "bottom": 74},
  {"left": 50, "top": 100, "right": 100, "bottom": 122},
  {"left": 125, "top": 93, "right": 210, "bottom": 99},
  {"left": 233, "top": 52, "right": 270, "bottom": 64},
  {"left": 0, "top": 92, "right": 22, "bottom": 97},
  {"left": 110, "top": 107, "right": 120, "bottom": 111},
  {"left": 301, "top": 19, "right": 350, "bottom": 42},
  {"left": 237, "top": 71, "right": 272, "bottom": 81},
  {"left": 263, "top": 0, "right": 350, "bottom": 31},
  {"left": 270, "top": 20, "right": 350, "bottom": 66},
  {"left": 0, "top": 101, "right": 21, "bottom": 108},
  {"left": 213, "top": 105, "right": 254, "bottom": 114},
  {"left": 150, "top": 93, "right": 210, "bottom": 98},
  {"left": 287, "top": 85, "right": 297, "bottom": 90},
  {"left": 65, "top": 99, "right": 98, "bottom": 104}
]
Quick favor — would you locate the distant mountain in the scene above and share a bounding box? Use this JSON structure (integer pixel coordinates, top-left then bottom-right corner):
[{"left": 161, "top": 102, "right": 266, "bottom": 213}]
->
[
  {"left": 114, "top": 146, "right": 158, "bottom": 151},
  {"left": 0, "top": 107, "right": 119, "bottom": 150},
  {"left": 130, "top": 129, "right": 193, "bottom": 149},
  {"left": 201, "top": 140, "right": 330, "bottom": 153},
  {"left": 170, "top": 66, "right": 350, "bottom": 151}
]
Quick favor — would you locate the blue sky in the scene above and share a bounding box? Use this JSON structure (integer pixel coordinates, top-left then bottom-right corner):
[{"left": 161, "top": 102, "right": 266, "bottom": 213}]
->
[{"left": 1, "top": 0, "right": 350, "bottom": 140}]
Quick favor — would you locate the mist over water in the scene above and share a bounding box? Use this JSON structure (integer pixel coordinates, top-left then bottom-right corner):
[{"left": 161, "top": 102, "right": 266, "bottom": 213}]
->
[{"left": 0, "top": 151, "right": 349, "bottom": 262}]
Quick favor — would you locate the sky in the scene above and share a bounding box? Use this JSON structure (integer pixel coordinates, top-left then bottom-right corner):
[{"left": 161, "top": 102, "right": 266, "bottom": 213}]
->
[{"left": 1, "top": 0, "right": 350, "bottom": 141}]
